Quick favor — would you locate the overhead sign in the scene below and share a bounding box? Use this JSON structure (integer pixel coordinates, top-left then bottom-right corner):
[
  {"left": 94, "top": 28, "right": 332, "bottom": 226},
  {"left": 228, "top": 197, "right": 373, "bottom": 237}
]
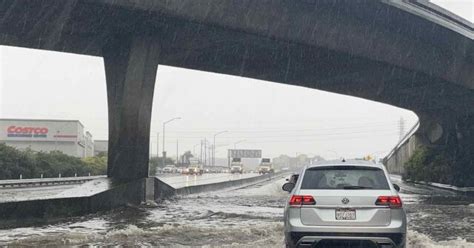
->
[{"left": 228, "top": 149, "right": 262, "bottom": 158}]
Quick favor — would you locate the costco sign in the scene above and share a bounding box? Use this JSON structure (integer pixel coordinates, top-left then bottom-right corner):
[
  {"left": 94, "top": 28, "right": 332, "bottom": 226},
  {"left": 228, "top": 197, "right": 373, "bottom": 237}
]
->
[{"left": 7, "top": 126, "right": 49, "bottom": 138}]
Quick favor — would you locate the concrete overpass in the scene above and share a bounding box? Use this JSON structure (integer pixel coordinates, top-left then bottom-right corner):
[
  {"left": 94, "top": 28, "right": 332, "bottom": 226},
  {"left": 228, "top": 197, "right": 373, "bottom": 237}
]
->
[{"left": 0, "top": 1, "right": 472, "bottom": 190}]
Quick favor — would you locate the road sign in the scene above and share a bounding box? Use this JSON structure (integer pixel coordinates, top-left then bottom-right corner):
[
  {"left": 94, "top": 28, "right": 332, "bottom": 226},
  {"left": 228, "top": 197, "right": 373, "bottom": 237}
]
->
[{"left": 228, "top": 149, "right": 262, "bottom": 158}]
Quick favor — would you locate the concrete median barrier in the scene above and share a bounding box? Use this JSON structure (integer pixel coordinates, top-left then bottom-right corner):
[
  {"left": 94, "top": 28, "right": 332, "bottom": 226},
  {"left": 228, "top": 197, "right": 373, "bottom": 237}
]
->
[{"left": 154, "top": 171, "right": 288, "bottom": 200}]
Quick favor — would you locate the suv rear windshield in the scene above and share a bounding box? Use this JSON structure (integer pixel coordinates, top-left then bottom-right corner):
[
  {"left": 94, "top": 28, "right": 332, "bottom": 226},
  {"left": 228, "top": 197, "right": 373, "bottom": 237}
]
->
[{"left": 301, "top": 166, "right": 389, "bottom": 190}]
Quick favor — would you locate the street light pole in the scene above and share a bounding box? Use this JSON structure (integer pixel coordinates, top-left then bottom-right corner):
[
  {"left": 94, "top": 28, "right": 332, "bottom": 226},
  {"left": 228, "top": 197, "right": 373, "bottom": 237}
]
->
[
  {"left": 213, "top": 131, "right": 228, "bottom": 166},
  {"left": 162, "top": 117, "right": 181, "bottom": 167}
]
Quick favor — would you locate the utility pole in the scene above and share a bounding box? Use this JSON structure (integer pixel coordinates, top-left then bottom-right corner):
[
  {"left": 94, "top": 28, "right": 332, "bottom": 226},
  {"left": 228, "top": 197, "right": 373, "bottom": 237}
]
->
[
  {"left": 200, "top": 139, "right": 203, "bottom": 164},
  {"left": 211, "top": 144, "right": 214, "bottom": 167},
  {"left": 227, "top": 149, "right": 231, "bottom": 168},
  {"left": 204, "top": 139, "right": 207, "bottom": 166},
  {"left": 157, "top": 132, "right": 159, "bottom": 159},
  {"left": 208, "top": 143, "right": 211, "bottom": 167},
  {"left": 176, "top": 139, "right": 179, "bottom": 166}
]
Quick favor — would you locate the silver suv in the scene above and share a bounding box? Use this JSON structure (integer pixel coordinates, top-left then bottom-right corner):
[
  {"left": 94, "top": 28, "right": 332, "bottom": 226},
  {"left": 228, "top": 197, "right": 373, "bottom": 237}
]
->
[{"left": 282, "top": 160, "right": 406, "bottom": 248}]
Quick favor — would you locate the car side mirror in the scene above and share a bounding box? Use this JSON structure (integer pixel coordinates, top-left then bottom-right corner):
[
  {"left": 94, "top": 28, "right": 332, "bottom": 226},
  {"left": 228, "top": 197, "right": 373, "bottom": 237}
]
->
[
  {"left": 393, "top": 183, "right": 400, "bottom": 192},
  {"left": 282, "top": 182, "right": 295, "bottom": 192}
]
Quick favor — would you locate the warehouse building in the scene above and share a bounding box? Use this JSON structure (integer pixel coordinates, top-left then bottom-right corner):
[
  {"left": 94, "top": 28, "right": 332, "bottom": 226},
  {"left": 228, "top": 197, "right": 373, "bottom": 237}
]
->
[{"left": 0, "top": 118, "right": 95, "bottom": 158}]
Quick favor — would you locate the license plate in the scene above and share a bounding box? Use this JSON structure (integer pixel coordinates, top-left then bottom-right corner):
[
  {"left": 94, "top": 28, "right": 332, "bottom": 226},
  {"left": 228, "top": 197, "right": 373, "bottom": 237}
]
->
[{"left": 335, "top": 208, "right": 356, "bottom": 220}]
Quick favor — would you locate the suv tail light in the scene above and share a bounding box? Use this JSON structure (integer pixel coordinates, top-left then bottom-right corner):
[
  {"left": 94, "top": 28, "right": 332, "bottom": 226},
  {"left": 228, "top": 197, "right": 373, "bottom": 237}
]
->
[
  {"left": 289, "top": 195, "right": 316, "bottom": 207},
  {"left": 375, "top": 196, "right": 402, "bottom": 208}
]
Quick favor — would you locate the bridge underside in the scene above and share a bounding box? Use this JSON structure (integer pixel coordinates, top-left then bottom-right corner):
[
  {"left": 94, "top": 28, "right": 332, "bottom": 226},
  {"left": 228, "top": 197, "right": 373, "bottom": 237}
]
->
[{"left": 0, "top": 1, "right": 473, "bottom": 184}]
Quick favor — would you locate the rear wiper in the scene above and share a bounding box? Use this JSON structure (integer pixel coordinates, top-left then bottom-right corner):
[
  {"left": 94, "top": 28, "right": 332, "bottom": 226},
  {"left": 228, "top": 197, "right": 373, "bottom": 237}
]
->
[{"left": 343, "top": 186, "right": 372, "bottom": 189}]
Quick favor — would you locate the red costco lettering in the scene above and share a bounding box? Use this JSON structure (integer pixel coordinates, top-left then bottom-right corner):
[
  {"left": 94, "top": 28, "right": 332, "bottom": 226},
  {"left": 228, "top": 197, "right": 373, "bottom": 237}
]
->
[
  {"left": 6, "top": 126, "right": 49, "bottom": 134},
  {"left": 7, "top": 126, "right": 16, "bottom": 133}
]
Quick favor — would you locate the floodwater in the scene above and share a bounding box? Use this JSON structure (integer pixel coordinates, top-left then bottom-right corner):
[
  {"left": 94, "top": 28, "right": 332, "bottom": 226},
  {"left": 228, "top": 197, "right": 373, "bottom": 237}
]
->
[{"left": 0, "top": 175, "right": 473, "bottom": 247}]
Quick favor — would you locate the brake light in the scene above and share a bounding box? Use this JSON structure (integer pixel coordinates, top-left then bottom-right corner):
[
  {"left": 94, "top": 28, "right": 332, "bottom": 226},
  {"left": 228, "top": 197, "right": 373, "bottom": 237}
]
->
[
  {"left": 375, "top": 196, "right": 402, "bottom": 208},
  {"left": 289, "top": 195, "right": 316, "bottom": 207}
]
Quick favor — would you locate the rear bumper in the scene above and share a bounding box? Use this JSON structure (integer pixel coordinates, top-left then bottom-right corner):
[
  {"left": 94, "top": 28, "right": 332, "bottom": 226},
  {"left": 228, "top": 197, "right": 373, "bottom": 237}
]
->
[{"left": 285, "top": 232, "right": 406, "bottom": 248}]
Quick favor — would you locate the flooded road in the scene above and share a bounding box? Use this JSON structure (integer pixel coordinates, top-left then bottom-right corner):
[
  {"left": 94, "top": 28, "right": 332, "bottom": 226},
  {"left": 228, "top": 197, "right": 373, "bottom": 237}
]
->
[{"left": 0, "top": 175, "right": 473, "bottom": 247}]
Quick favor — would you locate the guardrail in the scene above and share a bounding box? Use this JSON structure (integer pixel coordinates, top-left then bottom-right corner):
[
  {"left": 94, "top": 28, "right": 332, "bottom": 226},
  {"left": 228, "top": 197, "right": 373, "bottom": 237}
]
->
[
  {"left": 0, "top": 176, "right": 106, "bottom": 188},
  {"left": 384, "top": 120, "right": 420, "bottom": 162}
]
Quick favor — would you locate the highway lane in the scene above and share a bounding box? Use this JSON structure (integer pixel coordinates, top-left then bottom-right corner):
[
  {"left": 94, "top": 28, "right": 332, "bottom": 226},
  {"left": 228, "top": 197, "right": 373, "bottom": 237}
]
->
[{"left": 1, "top": 175, "right": 473, "bottom": 247}]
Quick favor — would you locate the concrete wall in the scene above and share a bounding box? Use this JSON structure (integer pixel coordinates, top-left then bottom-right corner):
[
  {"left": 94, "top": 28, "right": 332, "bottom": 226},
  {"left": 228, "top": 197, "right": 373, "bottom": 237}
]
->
[
  {"left": 0, "top": 178, "right": 147, "bottom": 227},
  {"left": 385, "top": 134, "right": 422, "bottom": 175},
  {"left": 154, "top": 177, "right": 176, "bottom": 200},
  {"left": 154, "top": 172, "right": 287, "bottom": 200}
]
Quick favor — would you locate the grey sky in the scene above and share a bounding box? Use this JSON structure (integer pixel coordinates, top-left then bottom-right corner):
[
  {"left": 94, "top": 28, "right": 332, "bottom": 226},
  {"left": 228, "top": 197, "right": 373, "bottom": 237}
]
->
[
  {"left": 430, "top": 0, "right": 473, "bottom": 21},
  {"left": 0, "top": 1, "right": 471, "bottom": 160}
]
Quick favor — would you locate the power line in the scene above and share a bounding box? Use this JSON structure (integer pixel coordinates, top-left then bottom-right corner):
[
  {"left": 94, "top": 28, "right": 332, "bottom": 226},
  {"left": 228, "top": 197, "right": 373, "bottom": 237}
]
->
[
  {"left": 161, "top": 128, "right": 400, "bottom": 139},
  {"left": 158, "top": 121, "right": 402, "bottom": 133}
]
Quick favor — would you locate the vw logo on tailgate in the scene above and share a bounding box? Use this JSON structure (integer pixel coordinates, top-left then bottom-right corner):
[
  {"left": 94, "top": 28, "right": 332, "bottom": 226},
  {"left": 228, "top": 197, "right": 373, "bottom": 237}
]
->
[{"left": 341, "top": 197, "right": 350, "bottom": 205}]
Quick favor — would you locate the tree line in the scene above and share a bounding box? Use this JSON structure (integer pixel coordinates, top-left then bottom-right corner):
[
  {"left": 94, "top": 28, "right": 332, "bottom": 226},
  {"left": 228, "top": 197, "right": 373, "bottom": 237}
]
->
[
  {"left": 0, "top": 143, "right": 106, "bottom": 180},
  {"left": 0, "top": 143, "right": 197, "bottom": 179}
]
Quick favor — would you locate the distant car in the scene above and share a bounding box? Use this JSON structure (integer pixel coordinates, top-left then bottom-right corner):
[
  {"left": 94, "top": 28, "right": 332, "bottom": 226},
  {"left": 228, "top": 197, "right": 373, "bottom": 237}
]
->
[
  {"left": 188, "top": 166, "right": 203, "bottom": 175},
  {"left": 282, "top": 160, "right": 406, "bottom": 248},
  {"left": 163, "top": 166, "right": 176, "bottom": 173},
  {"left": 230, "top": 165, "right": 243, "bottom": 174}
]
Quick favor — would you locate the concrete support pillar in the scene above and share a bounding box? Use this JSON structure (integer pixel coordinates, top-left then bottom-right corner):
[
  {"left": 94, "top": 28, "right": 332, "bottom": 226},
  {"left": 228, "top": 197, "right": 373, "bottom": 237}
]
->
[
  {"left": 416, "top": 114, "right": 449, "bottom": 146},
  {"left": 102, "top": 35, "right": 160, "bottom": 181},
  {"left": 386, "top": 111, "right": 474, "bottom": 186}
]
